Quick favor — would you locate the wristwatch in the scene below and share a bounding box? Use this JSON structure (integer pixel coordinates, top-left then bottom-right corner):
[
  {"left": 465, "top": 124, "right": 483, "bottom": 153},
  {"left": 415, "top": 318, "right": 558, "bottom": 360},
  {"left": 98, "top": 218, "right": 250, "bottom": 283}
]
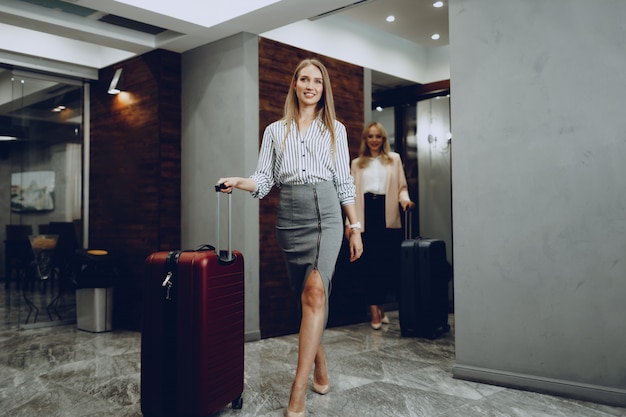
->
[{"left": 349, "top": 222, "right": 361, "bottom": 230}]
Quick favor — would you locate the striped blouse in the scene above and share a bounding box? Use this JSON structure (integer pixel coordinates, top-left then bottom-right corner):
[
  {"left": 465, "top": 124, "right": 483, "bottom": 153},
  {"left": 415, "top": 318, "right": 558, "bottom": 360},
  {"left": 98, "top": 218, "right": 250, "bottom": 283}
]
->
[{"left": 250, "top": 118, "right": 356, "bottom": 206}]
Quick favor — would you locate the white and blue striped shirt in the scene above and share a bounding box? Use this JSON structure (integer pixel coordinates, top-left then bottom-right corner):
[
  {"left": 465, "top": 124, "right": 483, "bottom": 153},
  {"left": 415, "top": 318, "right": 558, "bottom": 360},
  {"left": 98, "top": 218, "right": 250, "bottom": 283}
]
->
[{"left": 250, "top": 119, "right": 356, "bottom": 206}]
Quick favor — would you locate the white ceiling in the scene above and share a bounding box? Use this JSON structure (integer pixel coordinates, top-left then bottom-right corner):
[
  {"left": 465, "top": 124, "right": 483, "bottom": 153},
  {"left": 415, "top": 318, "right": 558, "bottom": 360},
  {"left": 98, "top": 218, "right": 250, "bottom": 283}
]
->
[
  {"left": 0, "top": 0, "right": 449, "bottom": 88},
  {"left": 335, "top": 0, "right": 449, "bottom": 47}
]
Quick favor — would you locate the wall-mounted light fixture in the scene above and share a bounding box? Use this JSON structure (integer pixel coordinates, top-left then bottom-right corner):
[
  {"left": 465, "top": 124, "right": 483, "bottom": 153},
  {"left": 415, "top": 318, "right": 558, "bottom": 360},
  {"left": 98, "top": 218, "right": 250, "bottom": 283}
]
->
[
  {"left": 107, "top": 68, "right": 124, "bottom": 95},
  {"left": 0, "top": 125, "right": 26, "bottom": 141}
]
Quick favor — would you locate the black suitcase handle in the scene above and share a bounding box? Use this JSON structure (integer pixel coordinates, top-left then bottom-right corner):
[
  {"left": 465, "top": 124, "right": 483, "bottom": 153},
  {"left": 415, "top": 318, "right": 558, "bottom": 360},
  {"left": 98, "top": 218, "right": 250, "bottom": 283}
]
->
[{"left": 404, "top": 210, "right": 413, "bottom": 240}]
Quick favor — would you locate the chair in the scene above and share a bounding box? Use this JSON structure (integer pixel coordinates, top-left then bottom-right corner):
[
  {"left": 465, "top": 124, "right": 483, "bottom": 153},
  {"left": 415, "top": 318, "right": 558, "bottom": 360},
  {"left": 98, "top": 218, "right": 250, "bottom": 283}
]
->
[
  {"left": 20, "top": 221, "right": 81, "bottom": 323},
  {"left": 45, "top": 222, "right": 80, "bottom": 320},
  {"left": 47, "top": 222, "right": 80, "bottom": 275},
  {"left": 4, "top": 224, "right": 34, "bottom": 290}
]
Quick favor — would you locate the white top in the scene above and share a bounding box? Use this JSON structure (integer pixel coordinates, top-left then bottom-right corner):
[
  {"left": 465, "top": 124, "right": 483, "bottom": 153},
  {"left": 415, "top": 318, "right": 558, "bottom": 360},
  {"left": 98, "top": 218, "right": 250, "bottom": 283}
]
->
[
  {"left": 250, "top": 118, "right": 356, "bottom": 206},
  {"left": 362, "top": 157, "right": 387, "bottom": 195}
]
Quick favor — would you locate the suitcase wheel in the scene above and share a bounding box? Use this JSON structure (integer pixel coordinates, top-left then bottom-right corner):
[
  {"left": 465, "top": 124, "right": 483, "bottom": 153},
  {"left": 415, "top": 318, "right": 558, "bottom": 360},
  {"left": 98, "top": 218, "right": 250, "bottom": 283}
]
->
[
  {"left": 425, "top": 331, "right": 439, "bottom": 340},
  {"left": 232, "top": 394, "right": 243, "bottom": 410}
]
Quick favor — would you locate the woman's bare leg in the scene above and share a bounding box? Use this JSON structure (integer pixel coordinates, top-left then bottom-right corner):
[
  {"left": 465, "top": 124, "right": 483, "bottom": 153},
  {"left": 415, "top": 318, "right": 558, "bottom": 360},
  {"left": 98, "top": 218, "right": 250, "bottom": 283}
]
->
[
  {"left": 370, "top": 304, "right": 381, "bottom": 324},
  {"left": 313, "top": 344, "right": 328, "bottom": 386},
  {"left": 371, "top": 304, "right": 389, "bottom": 329},
  {"left": 287, "top": 269, "right": 326, "bottom": 415}
]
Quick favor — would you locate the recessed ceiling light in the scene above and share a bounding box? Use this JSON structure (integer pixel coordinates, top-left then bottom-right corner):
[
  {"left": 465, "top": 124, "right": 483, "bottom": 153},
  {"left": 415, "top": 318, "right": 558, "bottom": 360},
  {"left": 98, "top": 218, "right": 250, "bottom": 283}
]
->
[
  {"left": 433, "top": 1, "right": 444, "bottom": 7},
  {"left": 386, "top": 15, "right": 395, "bottom": 22},
  {"left": 375, "top": 106, "right": 383, "bottom": 112},
  {"left": 431, "top": 33, "right": 440, "bottom": 40}
]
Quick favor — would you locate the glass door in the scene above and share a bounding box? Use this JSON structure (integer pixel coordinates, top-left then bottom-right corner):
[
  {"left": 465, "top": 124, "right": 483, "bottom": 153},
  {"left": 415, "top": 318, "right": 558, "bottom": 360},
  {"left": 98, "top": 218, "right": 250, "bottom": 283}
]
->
[
  {"left": 373, "top": 95, "right": 453, "bottom": 311},
  {"left": 0, "top": 67, "right": 84, "bottom": 329}
]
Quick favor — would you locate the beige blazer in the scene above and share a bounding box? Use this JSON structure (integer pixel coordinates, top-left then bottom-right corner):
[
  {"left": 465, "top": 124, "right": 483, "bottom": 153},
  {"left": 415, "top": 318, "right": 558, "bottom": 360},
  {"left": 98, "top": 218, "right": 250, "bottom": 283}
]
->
[{"left": 350, "top": 152, "right": 411, "bottom": 233}]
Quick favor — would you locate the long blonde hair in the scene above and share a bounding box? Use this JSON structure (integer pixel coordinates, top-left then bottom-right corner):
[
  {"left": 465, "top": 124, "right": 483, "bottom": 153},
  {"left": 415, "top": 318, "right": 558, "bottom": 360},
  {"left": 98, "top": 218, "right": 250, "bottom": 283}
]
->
[
  {"left": 357, "top": 121, "right": 392, "bottom": 168},
  {"left": 283, "top": 58, "right": 337, "bottom": 153}
]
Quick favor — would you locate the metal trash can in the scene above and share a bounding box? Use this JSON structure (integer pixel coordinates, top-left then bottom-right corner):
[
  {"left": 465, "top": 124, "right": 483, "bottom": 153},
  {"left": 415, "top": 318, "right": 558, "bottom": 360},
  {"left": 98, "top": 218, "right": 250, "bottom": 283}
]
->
[
  {"left": 76, "top": 287, "right": 113, "bottom": 332},
  {"left": 75, "top": 249, "right": 119, "bottom": 332}
]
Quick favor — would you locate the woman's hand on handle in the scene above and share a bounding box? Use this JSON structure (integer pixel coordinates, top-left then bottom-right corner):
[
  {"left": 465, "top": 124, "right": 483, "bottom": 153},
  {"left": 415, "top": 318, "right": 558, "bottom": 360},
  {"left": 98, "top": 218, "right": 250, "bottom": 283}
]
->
[
  {"left": 401, "top": 200, "right": 415, "bottom": 212},
  {"left": 216, "top": 177, "right": 235, "bottom": 193},
  {"left": 216, "top": 177, "right": 257, "bottom": 193}
]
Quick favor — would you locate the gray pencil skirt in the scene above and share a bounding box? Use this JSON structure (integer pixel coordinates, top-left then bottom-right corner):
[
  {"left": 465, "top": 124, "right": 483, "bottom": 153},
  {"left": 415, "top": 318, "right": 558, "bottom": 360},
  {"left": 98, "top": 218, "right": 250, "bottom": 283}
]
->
[{"left": 276, "top": 181, "right": 343, "bottom": 326}]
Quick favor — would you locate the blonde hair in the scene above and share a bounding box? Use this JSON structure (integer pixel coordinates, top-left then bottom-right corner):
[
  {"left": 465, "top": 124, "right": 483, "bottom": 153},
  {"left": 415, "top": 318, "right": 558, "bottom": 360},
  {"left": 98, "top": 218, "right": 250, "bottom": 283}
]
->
[
  {"left": 357, "top": 121, "right": 392, "bottom": 169},
  {"left": 283, "top": 58, "right": 337, "bottom": 153}
]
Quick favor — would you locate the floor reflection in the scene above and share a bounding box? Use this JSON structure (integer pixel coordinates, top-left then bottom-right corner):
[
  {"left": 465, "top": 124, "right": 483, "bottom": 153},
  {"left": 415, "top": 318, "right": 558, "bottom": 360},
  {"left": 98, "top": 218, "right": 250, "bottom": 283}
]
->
[
  {"left": 1, "top": 305, "right": 624, "bottom": 417},
  {"left": 3, "top": 272, "right": 76, "bottom": 329}
]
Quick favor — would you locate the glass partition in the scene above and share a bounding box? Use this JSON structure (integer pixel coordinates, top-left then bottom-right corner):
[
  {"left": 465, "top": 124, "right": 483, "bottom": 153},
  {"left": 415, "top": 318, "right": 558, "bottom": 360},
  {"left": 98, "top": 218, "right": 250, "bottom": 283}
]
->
[{"left": 0, "top": 67, "right": 84, "bottom": 329}]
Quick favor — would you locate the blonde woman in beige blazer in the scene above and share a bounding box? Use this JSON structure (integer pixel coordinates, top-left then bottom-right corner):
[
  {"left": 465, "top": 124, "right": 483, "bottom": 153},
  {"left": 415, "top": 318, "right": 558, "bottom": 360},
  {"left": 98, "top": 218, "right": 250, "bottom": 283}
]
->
[{"left": 349, "top": 121, "right": 415, "bottom": 329}]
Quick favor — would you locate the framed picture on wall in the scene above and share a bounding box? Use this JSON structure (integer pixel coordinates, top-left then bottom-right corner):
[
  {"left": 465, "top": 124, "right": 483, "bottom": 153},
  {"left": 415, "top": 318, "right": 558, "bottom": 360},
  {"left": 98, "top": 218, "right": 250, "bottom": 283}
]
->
[{"left": 10, "top": 171, "right": 55, "bottom": 212}]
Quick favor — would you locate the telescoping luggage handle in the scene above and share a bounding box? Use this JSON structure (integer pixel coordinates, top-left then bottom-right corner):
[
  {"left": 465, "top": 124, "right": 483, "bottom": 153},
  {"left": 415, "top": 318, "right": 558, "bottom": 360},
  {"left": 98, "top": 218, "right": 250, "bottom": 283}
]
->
[
  {"left": 215, "top": 183, "right": 235, "bottom": 263},
  {"left": 404, "top": 210, "right": 413, "bottom": 241}
]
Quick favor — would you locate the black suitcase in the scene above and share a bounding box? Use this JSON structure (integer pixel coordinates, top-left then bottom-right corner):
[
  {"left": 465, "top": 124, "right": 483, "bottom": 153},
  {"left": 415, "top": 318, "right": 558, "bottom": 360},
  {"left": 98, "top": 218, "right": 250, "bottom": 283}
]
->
[{"left": 399, "top": 214, "right": 450, "bottom": 339}]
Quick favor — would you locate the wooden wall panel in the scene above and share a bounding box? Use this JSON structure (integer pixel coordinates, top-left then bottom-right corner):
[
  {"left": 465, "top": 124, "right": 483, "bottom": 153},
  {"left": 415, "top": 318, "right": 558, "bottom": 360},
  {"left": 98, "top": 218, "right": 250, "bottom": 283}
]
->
[
  {"left": 258, "top": 38, "right": 366, "bottom": 338},
  {"left": 90, "top": 49, "right": 181, "bottom": 330}
]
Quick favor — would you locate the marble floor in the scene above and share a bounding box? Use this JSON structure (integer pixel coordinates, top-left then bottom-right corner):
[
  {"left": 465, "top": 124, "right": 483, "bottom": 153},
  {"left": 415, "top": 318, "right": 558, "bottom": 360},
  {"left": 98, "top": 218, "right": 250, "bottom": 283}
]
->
[{"left": 1, "top": 308, "right": 625, "bottom": 417}]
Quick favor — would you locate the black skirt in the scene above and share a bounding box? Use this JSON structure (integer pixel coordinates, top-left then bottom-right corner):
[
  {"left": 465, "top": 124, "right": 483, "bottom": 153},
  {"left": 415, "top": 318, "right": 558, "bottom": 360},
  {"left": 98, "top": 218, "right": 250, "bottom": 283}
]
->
[{"left": 359, "top": 193, "right": 402, "bottom": 305}]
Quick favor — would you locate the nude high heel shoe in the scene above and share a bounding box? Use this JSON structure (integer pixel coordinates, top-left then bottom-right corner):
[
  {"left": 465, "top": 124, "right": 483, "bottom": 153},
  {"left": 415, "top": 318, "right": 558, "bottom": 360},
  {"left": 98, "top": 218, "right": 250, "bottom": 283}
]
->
[
  {"left": 286, "top": 383, "right": 306, "bottom": 416},
  {"left": 312, "top": 381, "right": 330, "bottom": 395},
  {"left": 378, "top": 308, "right": 390, "bottom": 324}
]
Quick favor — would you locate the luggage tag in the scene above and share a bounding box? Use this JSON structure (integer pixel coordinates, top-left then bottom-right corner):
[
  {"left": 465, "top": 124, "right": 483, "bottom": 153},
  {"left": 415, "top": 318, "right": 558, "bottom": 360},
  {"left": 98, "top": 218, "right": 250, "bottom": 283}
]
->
[
  {"left": 162, "top": 250, "right": 182, "bottom": 301},
  {"left": 160, "top": 244, "right": 217, "bottom": 301}
]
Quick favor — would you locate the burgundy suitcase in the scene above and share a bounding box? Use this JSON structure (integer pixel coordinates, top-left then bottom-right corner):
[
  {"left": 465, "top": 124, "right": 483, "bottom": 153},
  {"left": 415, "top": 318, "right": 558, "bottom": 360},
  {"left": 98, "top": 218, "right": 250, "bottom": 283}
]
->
[
  {"left": 141, "top": 189, "right": 244, "bottom": 416},
  {"left": 399, "top": 213, "right": 450, "bottom": 339}
]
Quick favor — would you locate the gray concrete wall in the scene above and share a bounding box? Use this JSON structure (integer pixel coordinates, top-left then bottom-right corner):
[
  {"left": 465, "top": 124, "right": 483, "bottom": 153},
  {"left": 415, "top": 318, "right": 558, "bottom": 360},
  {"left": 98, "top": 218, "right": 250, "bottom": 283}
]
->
[
  {"left": 449, "top": 0, "right": 626, "bottom": 406},
  {"left": 181, "top": 32, "right": 260, "bottom": 341}
]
